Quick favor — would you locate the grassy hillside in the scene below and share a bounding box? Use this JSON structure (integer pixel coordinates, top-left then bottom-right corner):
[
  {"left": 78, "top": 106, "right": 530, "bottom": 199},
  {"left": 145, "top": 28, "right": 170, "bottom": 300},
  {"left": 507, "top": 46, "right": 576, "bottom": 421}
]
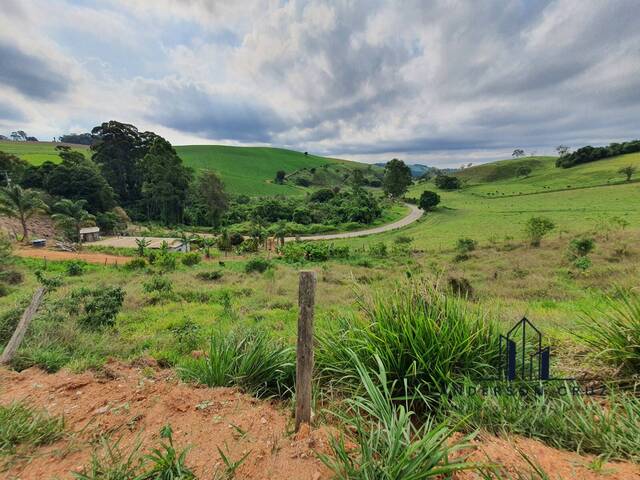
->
[
  {"left": 174, "top": 145, "right": 367, "bottom": 196},
  {"left": 0, "top": 140, "right": 88, "bottom": 165},
  {"left": 454, "top": 153, "right": 640, "bottom": 196},
  {"left": 332, "top": 153, "right": 640, "bottom": 251},
  {"left": 1, "top": 141, "right": 368, "bottom": 196}
]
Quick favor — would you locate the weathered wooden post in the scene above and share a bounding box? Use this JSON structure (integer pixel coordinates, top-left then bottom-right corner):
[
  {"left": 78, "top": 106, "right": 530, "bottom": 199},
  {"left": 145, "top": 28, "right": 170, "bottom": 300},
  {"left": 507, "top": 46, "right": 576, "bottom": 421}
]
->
[
  {"left": 0, "top": 287, "right": 46, "bottom": 365},
  {"left": 295, "top": 270, "right": 316, "bottom": 431}
]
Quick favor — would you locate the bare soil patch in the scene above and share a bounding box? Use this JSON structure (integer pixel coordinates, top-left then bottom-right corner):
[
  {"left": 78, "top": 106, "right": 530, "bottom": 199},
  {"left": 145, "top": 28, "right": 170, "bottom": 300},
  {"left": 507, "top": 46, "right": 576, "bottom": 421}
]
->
[{"left": 14, "top": 248, "right": 132, "bottom": 265}]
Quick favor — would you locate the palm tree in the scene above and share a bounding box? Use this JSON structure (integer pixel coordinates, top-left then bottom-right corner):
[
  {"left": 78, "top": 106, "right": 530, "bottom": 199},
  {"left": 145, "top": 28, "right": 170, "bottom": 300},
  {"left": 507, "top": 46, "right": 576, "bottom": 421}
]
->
[
  {"left": 51, "top": 199, "right": 95, "bottom": 247},
  {"left": 135, "top": 237, "right": 151, "bottom": 257},
  {"left": 0, "top": 185, "right": 46, "bottom": 242}
]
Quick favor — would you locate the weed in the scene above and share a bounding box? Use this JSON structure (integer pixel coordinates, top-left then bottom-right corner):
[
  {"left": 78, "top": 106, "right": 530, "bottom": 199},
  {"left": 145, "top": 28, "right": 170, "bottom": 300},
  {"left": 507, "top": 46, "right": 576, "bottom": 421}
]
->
[
  {"left": 125, "top": 258, "right": 148, "bottom": 270},
  {"left": 66, "top": 261, "right": 86, "bottom": 276},
  {"left": 316, "top": 279, "right": 499, "bottom": 412},
  {"left": 178, "top": 329, "right": 294, "bottom": 398},
  {"left": 320, "top": 352, "right": 476, "bottom": 479},
  {"left": 143, "top": 275, "right": 173, "bottom": 294},
  {"left": 443, "top": 386, "right": 640, "bottom": 461},
  {"left": 0, "top": 402, "right": 64, "bottom": 456},
  {"left": 576, "top": 289, "right": 640, "bottom": 373},
  {"left": 214, "top": 443, "right": 250, "bottom": 479}
]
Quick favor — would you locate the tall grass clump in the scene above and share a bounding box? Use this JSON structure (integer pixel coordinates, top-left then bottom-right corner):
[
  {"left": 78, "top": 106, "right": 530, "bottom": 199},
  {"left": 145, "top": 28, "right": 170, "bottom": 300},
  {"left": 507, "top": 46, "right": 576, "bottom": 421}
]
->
[
  {"left": 0, "top": 402, "right": 65, "bottom": 456},
  {"left": 178, "top": 329, "right": 294, "bottom": 398},
  {"left": 442, "top": 387, "right": 640, "bottom": 462},
  {"left": 320, "top": 352, "right": 476, "bottom": 479},
  {"left": 576, "top": 289, "right": 640, "bottom": 373},
  {"left": 317, "top": 279, "right": 500, "bottom": 410}
]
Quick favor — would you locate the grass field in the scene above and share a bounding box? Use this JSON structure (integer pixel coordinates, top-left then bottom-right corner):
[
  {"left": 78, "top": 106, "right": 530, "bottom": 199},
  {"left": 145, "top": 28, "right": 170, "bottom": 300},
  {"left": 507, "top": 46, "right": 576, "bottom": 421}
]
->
[
  {"left": 0, "top": 141, "right": 88, "bottom": 165},
  {"left": 0, "top": 141, "right": 367, "bottom": 196}
]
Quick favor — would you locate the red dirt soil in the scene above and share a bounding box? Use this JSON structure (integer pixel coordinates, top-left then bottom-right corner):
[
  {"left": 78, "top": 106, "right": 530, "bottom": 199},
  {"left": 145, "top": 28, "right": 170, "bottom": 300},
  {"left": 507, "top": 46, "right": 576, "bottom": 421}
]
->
[
  {"left": 1, "top": 363, "right": 638, "bottom": 479},
  {"left": 15, "top": 248, "right": 133, "bottom": 265}
]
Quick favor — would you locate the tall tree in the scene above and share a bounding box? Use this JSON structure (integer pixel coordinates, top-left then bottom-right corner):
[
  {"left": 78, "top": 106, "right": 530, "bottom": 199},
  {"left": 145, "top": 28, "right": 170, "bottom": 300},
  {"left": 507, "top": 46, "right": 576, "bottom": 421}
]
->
[
  {"left": 512, "top": 149, "right": 525, "bottom": 158},
  {"left": 618, "top": 165, "right": 637, "bottom": 182},
  {"left": 0, "top": 185, "right": 46, "bottom": 241},
  {"left": 140, "top": 138, "right": 192, "bottom": 225},
  {"left": 90, "top": 121, "right": 156, "bottom": 206},
  {"left": 193, "top": 171, "right": 229, "bottom": 227},
  {"left": 383, "top": 159, "right": 412, "bottom": 198},
  {"left": 0, "top": 151, "right": 29, "bottom": 186},
  {"left": 51, "top": 199, "right": 95, "bottom": 245},
  {"left": 43, "top": 146, "right": 116, "bottom": 213}
]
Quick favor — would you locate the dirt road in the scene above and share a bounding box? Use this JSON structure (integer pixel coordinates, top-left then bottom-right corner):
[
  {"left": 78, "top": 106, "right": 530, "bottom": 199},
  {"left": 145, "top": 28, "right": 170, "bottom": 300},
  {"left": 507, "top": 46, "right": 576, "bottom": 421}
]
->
[{"left": 286, "top": 203, "right": 423, "bottom": 241}]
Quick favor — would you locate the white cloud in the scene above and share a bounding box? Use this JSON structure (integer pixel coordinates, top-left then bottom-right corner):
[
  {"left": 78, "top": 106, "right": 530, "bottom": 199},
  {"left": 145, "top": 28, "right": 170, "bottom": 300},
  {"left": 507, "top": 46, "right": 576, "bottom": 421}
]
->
[{"left": 0, "top": 0, "right": 639, "bottom": 166}]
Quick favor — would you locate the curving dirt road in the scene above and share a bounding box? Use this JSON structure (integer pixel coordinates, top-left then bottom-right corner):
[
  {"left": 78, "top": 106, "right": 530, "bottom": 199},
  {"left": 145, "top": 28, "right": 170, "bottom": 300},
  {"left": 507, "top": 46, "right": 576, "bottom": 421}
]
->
[{"left": 286, "top": 203, "right": 423, "bottom": 242}]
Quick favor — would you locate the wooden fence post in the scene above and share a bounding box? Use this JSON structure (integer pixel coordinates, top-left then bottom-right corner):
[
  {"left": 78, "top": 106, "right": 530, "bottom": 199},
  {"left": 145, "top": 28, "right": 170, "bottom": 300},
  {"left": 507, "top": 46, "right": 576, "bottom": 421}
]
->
[
  {"left": 296, "top": 270, "right": 316, "bottom": 432},
  {"left": 0, "top": 286, "right": 46, "bottom": 365}
]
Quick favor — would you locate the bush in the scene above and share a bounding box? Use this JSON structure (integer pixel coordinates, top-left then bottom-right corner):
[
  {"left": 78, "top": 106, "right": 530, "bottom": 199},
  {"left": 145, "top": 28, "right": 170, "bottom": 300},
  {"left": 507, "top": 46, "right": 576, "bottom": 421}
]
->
[
  {"left": 0, "top": 402, "right": 65, "bottom": 456},
  {"left": 394, "top": 235, "right": 413, "bottom": 245},
  {"left": 316, "top": 280, "right": 499, "bottom": 412},
  {"left": 69, "top": 286, "right": 126, "bottom": 329},
  {"left": 180, "top": 252, "right": 201, "bottom": 267},
  {"left": 178, "top": 330, "right": 295, "bottom": 398},
  {"left": 525, "top": 216, "right": 555, "bottom": 246},
  {"left": 244, "top": 257, "right": 271, "bottom": 273},
  {"left": 279, "top": 242, "right": 350, "bottom": 262},
  {"left": 418, "top": 190, "right": 441, "bottom": 210},
  {"left": 568, "top": 237, "right": 595, "bottom": 259},
  {"left": 0, "top": 283, "right": 9, "bottom": 297},
  {"left": 573, "top": 256, "right": 592, "bottom": 271},
  {"left": 143, "top": 275, "right": 173, "bottom": 294},
  {"left": 576, "top": 289, "right": 640, "bottom": 373},
  {"left": 434, "top": 175, "right": 461, "bottom": 190},
  {"left": 66, "top": 261, "right": 85, "bottom": 276},
  {"left": 125, "top": 257, "right": 147, "bottom": 270},
  {"left": 447, "top": 276, "right": 473, "bottom": 297},
  {"left": 156, "top": 254, "right": 176, "bottom": 272},
  {"left": 195, "top": 270, "right": 223, "bottom": 281},
  {"left": 456, "top": 237, "right": 477, "bottom": 253}
]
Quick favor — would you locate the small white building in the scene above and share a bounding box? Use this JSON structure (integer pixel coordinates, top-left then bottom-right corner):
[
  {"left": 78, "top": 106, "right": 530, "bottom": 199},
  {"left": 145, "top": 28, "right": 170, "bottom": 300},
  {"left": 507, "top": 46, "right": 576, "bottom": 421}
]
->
[{"left": 79, "top": 226, "right": 101, "bottom": 243}]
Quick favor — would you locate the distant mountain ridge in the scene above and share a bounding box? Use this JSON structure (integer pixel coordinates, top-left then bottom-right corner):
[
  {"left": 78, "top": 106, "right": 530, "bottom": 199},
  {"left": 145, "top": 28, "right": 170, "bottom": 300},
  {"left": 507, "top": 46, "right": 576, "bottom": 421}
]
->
[{"left": 374, "top": 162, "right": 457, "bottom": 177}]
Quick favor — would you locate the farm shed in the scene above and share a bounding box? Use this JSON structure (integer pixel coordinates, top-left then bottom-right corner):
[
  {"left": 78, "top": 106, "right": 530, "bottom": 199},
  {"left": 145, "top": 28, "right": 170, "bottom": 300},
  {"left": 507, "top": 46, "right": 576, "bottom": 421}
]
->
[{"left": 79, "top": 226, "right": 101, "bottom": 242}]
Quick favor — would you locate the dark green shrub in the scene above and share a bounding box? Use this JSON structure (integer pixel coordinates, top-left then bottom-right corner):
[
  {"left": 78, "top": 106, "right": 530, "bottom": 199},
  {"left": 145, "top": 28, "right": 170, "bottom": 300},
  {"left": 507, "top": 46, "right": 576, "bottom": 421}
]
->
[
  {"left": 244, "top": 258, "right": 271, "bottom": 273},
  {"left": 0, "top": 283, "right": 9, "bottom": 297},
  {"left": 418, "top": 190, "right": 441, "bottom": 210},
  {"left": 568, "top": 237, "right": 595, "bottom": 258},
  {"left": 279, "top": 242, "right": 349, "bottom": 262},
  {"left": 196, "top": 270, "right": 223, "bottom": 281},
  {"left": 70, "top": 286, "right": 125, "bottom": 329},
  {"left": 65, "top": 261, "right": 85, "bottom": 276},
  {"left": 394, "top": 235, "right": 413, "bottom": 245},
  {"left": 456, "top": 237, "right": 477, "bottom": 253},
  {"left": 181, "top": 252, "right": 201, "bottom": 267}
]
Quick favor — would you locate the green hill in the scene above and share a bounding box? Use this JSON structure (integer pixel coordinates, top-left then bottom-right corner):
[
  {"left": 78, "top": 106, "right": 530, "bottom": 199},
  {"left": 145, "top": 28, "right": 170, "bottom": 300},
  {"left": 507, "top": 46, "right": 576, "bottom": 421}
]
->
[
  {"left": 1, "top": 141, "right": 370, "bottom": 197},
  {"left": 174, "top": 145, "right": 367, "bottom": 196},
  {"left": 0, "top": 140, "right": 88, "bottom": 165},
  {"left": 453, "top": 153, "right": 640, "bottom": 196},
  {"left": 341, "top": 152, "right": 640, "bottom": 251}
]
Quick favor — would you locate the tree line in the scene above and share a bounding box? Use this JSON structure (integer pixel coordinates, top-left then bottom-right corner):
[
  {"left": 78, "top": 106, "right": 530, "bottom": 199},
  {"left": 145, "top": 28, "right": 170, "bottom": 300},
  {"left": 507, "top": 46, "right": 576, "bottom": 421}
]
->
[{"left": 556, "top": 139, "right": 640, "bottom": 168}]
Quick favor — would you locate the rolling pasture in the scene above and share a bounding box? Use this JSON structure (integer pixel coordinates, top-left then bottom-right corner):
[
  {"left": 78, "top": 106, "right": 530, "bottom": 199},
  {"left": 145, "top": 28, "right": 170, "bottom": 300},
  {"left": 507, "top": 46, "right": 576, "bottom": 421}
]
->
[
  {"left": 0, "top": 140, "right": 88, "bottom": 165},
  {"left": 1, "top": 141, "right": 366, "bottom": 196},
  {"left": 338, "top": 154, "right": 640, "bottom": 251}
]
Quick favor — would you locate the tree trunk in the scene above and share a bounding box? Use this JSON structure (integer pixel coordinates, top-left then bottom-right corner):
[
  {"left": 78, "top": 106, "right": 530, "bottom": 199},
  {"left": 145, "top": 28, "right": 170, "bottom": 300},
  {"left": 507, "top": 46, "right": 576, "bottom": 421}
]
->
[
  {"left": 20, "top": 213, "right": 28, "bottom": 243},
  {"left": 0, "top": 287, "right": 46, "bottom": 365}
]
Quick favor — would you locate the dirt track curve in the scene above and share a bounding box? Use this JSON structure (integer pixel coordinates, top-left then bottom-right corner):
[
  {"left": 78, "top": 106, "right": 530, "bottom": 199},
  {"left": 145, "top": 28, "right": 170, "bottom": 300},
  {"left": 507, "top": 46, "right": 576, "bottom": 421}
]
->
[{"left": 286, "top": 203, "right": 423, "bottom": 242}]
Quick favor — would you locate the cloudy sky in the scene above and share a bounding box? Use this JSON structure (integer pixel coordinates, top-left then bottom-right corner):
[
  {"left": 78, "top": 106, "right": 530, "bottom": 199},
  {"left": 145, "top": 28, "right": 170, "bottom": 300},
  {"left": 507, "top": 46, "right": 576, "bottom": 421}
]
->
[{"left": 1, "top": 0, "right": 639, "bottom": 167}]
